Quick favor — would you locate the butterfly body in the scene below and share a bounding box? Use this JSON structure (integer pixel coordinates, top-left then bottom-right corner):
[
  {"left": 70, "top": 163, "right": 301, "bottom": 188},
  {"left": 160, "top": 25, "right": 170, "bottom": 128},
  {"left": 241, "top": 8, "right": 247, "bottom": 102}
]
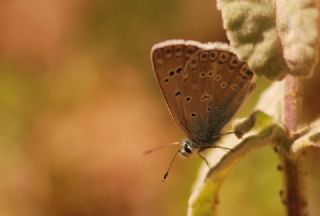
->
[{"left": 151, "top": 40, "right": 255, "bottom": 157}]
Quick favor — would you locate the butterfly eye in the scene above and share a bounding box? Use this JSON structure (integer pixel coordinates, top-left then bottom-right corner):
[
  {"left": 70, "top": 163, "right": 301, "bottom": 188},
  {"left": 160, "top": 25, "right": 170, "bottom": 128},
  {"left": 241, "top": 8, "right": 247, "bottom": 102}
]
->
[
  {"left": 163, "top": 78, "right": 169, "bottom": 83},
  {"left": 207, "top": 70, "right": 214, "bottom": 76},
  {"left": 191, "top": 112, "right": 197, "bottom": 118},
  {"left": 207, "top": 107, "right": 212, "bottom": 112},
  {"left": 169, "top": 71, "right": 175, "bottom": 76},
  {"left": 200, "top": 72, "right": 206, "bottom": 78},
  {"left": 184, "top": 145, "right": 192, "bottom": 154}
]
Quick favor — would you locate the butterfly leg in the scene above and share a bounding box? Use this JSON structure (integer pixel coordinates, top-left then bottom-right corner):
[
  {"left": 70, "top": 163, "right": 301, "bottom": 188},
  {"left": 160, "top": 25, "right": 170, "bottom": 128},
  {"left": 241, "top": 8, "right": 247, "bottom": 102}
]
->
[
  {"left": 204, "top": 145, "right": 234, "bottom": 152},
  {"left": 197, "top": 149, "right": 211, "bottom": 168},
  {"left": 197, "top": 144, "right": 234, "bottom": 168}
]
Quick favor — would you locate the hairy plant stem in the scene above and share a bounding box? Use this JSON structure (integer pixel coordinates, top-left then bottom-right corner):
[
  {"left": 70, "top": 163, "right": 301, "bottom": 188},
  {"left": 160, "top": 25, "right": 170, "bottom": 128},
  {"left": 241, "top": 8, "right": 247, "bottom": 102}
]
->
[{"left": 280, "top": 75, "right": 307, "bottom": 216}]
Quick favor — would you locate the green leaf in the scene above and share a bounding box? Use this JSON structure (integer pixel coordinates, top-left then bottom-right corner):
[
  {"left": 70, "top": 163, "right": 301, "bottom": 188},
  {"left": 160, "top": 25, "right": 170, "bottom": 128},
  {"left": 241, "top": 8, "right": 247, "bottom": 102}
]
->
[
  {"left": 216, "top": 0, "right": 319, "bottom": 80},
  {"left": 291, "top": 118, "right": 320, "bottom": 159},
  {"left": 276, "top": 0, "right": 319, "bottom": 77},
  {"left": 233, "top": 110, "right": 275, "bottom": 137}
]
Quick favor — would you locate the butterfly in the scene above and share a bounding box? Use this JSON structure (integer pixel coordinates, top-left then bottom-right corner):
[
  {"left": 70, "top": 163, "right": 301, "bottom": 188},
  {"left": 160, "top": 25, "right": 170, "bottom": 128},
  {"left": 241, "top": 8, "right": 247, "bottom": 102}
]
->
[{"left": 150, "top": 40, "right": 256, "bottom": 180}]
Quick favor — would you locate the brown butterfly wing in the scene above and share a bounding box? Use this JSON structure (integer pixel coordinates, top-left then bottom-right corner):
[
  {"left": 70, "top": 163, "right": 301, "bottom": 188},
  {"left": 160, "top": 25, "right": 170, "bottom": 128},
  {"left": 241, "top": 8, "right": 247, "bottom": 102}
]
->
[
  {"left": 151, "top": 40, "right": 202, "bottom": 136},
  {"left": 180, "top": 46, "right": 255, "bottom": 145}
]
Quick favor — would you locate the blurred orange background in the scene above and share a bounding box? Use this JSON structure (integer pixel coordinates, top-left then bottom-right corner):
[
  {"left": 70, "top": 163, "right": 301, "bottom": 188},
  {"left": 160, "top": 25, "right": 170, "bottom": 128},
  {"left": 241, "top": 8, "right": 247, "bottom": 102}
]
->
[{"left": 0, "top": 1, "right": 320, "bottom": 216}]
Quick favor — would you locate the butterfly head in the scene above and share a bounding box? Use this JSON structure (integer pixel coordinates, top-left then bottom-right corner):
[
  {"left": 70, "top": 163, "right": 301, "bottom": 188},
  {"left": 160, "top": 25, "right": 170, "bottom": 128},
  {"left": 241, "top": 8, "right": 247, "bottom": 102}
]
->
[{"left": 180, "top": 139, "right": 196, "bottom": 157}]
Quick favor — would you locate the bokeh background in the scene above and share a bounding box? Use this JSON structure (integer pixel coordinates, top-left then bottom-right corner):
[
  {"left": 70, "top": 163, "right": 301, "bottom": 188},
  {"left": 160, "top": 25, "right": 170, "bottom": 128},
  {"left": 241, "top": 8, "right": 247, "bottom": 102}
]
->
[{"left": 1, "top": 1, "right": 320, "bottom": 216}]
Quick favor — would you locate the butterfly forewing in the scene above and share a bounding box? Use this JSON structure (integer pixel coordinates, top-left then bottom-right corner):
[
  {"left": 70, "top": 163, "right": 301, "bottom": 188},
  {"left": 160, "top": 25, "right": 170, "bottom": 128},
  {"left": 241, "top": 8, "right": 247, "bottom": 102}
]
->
[
  {"left": 151, "top": 40, "right": 202, "bottom": 136},
  {"left": 151, "top": 40, "right": 255, "bottom": 146}
]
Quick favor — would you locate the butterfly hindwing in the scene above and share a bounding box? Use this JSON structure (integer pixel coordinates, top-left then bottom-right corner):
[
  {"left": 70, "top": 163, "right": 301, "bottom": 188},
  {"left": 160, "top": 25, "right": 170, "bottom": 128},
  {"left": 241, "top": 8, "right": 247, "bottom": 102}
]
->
[{"left": 181, "top": 44, "right": 255, "bottom": 144}]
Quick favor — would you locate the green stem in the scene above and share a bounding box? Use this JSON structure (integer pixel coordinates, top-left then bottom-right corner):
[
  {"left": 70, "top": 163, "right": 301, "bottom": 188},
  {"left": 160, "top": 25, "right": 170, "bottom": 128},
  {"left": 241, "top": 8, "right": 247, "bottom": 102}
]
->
[{"left": 280, "top": 75, "right": 307, "bottom": 216}]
